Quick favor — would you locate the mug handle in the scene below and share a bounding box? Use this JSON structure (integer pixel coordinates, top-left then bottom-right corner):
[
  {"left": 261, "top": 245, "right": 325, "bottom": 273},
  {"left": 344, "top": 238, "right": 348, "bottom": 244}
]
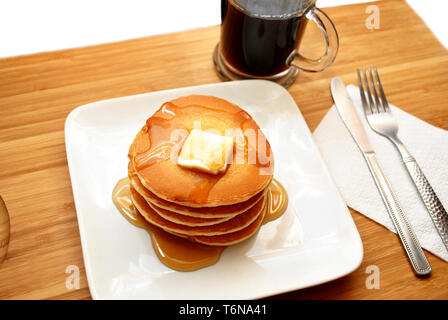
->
[{"left": 286, "top": 7, "right": 339, "bottom": 72}]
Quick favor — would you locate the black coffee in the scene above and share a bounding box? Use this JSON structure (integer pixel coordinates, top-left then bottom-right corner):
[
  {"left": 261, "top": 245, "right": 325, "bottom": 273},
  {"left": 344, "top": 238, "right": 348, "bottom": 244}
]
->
[{"left": 220, "top": 0, "right": 308, "bottom": 77}]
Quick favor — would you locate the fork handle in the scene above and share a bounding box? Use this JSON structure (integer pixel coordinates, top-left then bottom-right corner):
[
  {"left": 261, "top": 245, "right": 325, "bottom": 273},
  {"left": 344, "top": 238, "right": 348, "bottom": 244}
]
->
[
  {"left": 403, "top": 156, "right": 448, "bottom": 250},
  {"left": 364, "top": 153, "right": 432, "bottom": 275}
]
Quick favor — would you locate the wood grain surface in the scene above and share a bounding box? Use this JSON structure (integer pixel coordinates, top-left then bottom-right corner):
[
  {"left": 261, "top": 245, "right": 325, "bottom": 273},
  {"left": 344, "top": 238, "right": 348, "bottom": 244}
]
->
[{"left": 0, "top": 0, "right": 447, "bottom": 299}]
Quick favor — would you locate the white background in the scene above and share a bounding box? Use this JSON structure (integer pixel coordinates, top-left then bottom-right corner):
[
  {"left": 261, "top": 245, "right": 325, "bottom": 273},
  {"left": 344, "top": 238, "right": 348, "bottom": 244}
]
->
[{"left": 0, "top": 0, "right": 446, "bottom": 58}]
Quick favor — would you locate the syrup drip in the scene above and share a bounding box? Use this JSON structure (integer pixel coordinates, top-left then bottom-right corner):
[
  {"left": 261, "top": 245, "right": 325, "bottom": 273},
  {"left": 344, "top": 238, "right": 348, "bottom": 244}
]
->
[
  {"left": 112, "top": 177, "right": 288, "bottom": 271},
  {"left": 135, "top": 141, "right": 178, "bottom": 170},
  {"left": 263, "top": 179, "right": 288, "bottom": 224},
  {"left": 113, "top": 178, "right": 223, "bottom": 271}
]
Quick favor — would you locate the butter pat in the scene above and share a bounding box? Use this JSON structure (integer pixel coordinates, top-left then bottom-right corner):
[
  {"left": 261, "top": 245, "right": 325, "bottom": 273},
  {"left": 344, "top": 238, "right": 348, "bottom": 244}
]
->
[{"left": 177, "top": 129, "right": 233, "bottom": 175}]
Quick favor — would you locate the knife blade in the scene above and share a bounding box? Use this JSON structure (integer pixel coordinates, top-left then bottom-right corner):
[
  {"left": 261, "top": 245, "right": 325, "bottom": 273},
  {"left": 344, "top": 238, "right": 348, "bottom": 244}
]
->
[
  {"left": 330, "top": 77, "right": 431, "bottom": 276},
  {"left": 330, "top": 77, "right": 375, "bottom": 154}
]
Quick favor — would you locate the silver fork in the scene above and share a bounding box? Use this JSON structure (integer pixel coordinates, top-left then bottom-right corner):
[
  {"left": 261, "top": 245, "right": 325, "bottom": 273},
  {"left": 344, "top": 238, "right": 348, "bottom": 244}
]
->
[{"left": 358, "top": 66, "right": 448, "bottom": 254}]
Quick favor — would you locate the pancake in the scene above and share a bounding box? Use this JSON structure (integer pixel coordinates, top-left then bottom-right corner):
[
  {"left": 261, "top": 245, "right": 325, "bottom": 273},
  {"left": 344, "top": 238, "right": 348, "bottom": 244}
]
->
[
  {"left": 148, "top": 202, "right": 232, "bottom": 226},
  {"left": 128, "top": 162, "right": 265, "bottom": 218},
  {"left": 129, "top": 94, "right": 274, "bottom": 207},
  {"left": 132, "top": 203, "right": 266, "bottom": 246},
  {"left": 130, "top": 186, "right": 266, "bottom": 237},
  {"left": 172, "top": 203, "right": 267, "bottom": 246}
]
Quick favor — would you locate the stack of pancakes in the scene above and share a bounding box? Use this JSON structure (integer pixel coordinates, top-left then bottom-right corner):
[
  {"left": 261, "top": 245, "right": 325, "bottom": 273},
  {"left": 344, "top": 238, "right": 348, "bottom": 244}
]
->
[{"left": 128, "top": 95, "right": 273, "bottom": 246}]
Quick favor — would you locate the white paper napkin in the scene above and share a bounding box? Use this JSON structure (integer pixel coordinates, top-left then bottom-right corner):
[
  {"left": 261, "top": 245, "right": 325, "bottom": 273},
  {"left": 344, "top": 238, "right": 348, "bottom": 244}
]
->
[{"left": 313, "top": 84, "right": 448, "bottom": 262}]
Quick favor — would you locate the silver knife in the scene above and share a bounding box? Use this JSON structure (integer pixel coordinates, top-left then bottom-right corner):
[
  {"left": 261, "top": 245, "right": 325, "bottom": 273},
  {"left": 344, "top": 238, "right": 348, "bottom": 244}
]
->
[{"left": 330, "top": 77, "right": 431, "bottom": 276}]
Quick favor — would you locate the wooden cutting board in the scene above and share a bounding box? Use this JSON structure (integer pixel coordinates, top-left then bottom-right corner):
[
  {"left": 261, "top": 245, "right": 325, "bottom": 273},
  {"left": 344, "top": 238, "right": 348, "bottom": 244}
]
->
[{"left": 0, "top": 0, "right": 447, "bottom": 299}]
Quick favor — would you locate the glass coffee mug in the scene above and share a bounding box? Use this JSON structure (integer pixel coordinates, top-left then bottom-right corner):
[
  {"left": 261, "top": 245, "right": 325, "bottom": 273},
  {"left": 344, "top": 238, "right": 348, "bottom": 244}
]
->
[{"left": 213, "top": 0, "right": 339, "bottom": 88}]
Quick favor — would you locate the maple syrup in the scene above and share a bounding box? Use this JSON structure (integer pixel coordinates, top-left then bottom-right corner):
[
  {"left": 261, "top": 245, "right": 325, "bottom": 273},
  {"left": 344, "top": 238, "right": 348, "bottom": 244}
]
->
[
  {"left": 132, "top": 101, "right": 274, "bottom": 205},
  {"left": 112, "top": 177, "right": 288, "bottom": 271}
]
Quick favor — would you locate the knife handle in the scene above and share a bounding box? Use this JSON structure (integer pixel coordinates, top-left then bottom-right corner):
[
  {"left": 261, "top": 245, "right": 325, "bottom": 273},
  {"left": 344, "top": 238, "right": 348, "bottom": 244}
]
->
[
  {"left": 403, "top": 156, "right": 448, "bottom": 250},
  {"left": 364, "top": 153, "right": 432, "bottom": 276}
]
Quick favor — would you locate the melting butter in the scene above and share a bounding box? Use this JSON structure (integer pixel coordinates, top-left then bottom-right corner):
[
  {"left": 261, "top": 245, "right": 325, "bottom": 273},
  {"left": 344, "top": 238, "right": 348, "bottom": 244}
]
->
[{"left": 177, "top": 129, "right": 234, "bottom": 174}]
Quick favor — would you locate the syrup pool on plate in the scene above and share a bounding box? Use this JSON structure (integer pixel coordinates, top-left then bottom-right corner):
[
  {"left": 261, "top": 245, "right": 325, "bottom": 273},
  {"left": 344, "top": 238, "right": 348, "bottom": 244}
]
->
[{"left": 112, "top": 177, "right": 288, "bottom": 271}]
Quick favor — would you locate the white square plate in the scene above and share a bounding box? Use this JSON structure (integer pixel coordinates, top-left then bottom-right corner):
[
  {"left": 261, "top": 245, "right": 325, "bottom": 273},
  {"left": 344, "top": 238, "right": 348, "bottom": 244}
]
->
[{"left": 65, "top": 80, "right": 363, "bottom": 299}]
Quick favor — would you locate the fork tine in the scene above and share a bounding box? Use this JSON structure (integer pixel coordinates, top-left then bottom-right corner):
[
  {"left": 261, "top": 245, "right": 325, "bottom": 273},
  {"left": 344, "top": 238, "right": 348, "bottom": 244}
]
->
[
  {"left": 357, "top": 69, "right": 371, "bottom": 115},
  {"left": 362, "top": 67, "right": 376, "bottom": 113},
  {"left": 374, "top": 66, "right": 390, "bottom": 112},
  {"left": 368, "top": 66, "right": 382, "bottom": 112}
]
